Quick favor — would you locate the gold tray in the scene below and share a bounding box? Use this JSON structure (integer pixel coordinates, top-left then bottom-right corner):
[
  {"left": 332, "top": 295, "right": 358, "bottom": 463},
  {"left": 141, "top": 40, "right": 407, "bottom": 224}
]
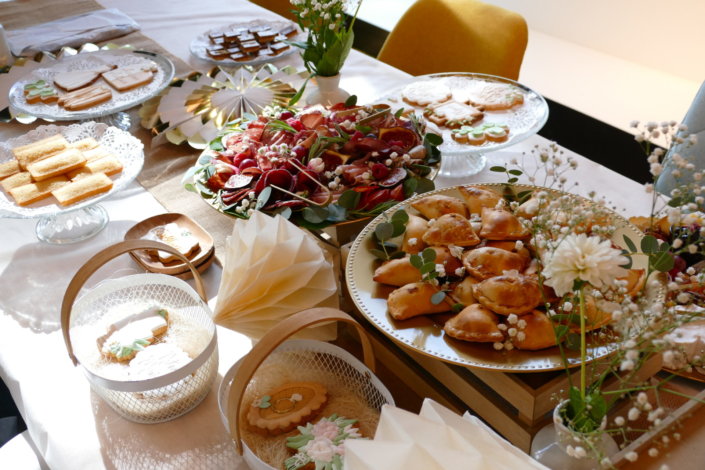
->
[{"left": 345, "top": 183, "right": 654, "bottom": 372}]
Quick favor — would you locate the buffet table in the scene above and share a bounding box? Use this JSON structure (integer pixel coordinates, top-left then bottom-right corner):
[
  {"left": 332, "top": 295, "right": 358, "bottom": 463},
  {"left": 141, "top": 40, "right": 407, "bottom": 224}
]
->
[{"left": 0, "top": 1, "right": 702, "bottom": 469}]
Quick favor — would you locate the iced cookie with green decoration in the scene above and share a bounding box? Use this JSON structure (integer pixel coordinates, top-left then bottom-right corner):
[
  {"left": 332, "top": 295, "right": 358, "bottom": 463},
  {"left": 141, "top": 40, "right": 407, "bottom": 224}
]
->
[
  {"left": 99, "top": 306, "right": 169, "bottom": 362},
  {"left": 451, "top": 122, "right": 510, "bottom": 145},
  {"left": 23, "top": 80, "right": 58, "bottom": 104},
  {"left": 247, "top": 382, "right": 327, "bottom": 435}
]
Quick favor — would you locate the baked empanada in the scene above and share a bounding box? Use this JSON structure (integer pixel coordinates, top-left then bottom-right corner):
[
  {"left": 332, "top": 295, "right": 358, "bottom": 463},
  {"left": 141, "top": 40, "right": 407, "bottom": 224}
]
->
[
  {"left": 567, "top": 295, "right": 614, "bottom": 332},
  {"left": 402, "top": 214, "right": 429, "bottom": 254},
  {"left": 450, "top": 276, "right": 479, "bottom": 305},
  {"left": 512, "top": 310, "right": 558, "bottom": 350},
  {"left": 444, "top": 304, "right": 504, "bottom": 343},
  {"left": 422, "top": 213, "right": 480, "bottom": 247},
  {"left": 373, "top": 257, "right": 421, "bottom": 287},
  {"left": 387, "top": 282, "right": 452, "bottom": 320},
  {"left": 474, "top": 272, "right": 542, "bottom": 315},
  {"left": 458, "top": 185, "right": 501, "bottom": 215},
  {"left": 462, "top": 246, "right": 527, "bottom": 280},
  {"left": 373, "top": 247, "right": 462, "bottom": 286},
  {"left": 479, "top": 207, "right": 530, "bottom": 240},
  {"left": 619, "top": 269, "right": 646, "bottom": 297},
  {"left": 411, "top": 194, "right": 468, "bottom": 219}
]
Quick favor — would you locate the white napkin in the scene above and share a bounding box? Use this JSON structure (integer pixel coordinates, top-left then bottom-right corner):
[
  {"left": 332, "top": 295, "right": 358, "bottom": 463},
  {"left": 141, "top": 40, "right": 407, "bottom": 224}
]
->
[
  {"left": 345, "top": 400, "right": 548, "bottom": 470},
  {"left": 7, "top": 9, "right": 140, "bottom": 56},
  {"left": 213, "top": 211, "right": 338, "bottom": 339}
]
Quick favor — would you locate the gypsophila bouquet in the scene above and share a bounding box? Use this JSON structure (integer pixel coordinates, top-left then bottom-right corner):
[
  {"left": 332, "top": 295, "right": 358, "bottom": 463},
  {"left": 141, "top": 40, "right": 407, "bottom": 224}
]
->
[
  {"left": 289, "top": 0, "right": 362, "bottom": 77},
  {"left": 491, "top": 139, "right": 705, "bottom": 467}
]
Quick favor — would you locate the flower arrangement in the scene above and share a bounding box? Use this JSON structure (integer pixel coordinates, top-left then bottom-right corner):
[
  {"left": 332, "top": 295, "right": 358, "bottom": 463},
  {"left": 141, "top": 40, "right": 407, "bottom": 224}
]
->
[
  {"left": 289, "top": 0, "right": 362, "bottom": 77},
  {"left": 491, "top": 126, "right": 705, "bottom": 466}
]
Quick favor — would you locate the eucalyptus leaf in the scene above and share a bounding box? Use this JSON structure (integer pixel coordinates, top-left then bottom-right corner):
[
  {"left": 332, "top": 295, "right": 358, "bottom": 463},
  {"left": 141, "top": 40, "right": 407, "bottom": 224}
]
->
[
  {"left": 391, "top": 209, "right": 409, "bottom": 225},
  {"left": 375, "top": 222, "right": 394, "bottom": 241},
  {"left": 641, "top": 235, "right": 659, "bottom": 254},
  {"left": 424, "top": 133, "right": 443, "bottom": 147},
  {"left": 421, "top": 247, "right": 437, "bottom": 263},
  {"left": 508, "top": 169, "right": 523, "bottom": 176},
  {"left": 255, "top": 186, "right": 272, "bottom": 210},
  {"left": 344, "top": 95, "right": 358, "bottom": 107},
  {"left": 490, "top": 166, "right": 507, "bottom": 172},
  {"left": 553, "top": 324, "right": 569, "bottom": 340},
  {"left": 451, "top": 303, "right": 464, "bottom": 313},
  {"left": 565, "top": 332, "right": 582, "bottom": 351},
  {"left": 403, "top": 178, "right": 418, "bottom": 196},
  {"left": 650, "top": 250, "right": 675, "bottom": 272},
  {"left": 394, "top": 107, "right": 405, "bottom": 118},
  {"left": 420, "top": 262, "right": 436, "bottom": 274},
  {"left": 622, "top": 235, "right": 637, "bottom": 253},
  {"left": 337, "top": 190, "right": 360, "bottom": 210},
  {"left": 410, "top": 254, "right": 423, "bottom": 269},
  {"left": 369, "top": 249, "right": 389, "bottom": 260},
  {"left": 389, "top": 251, "right": 406, "bottom": 260},
  {"left": 620, "top": 250, "right": 633, "bottom": 269},
  {"left": 430, "top": 291, "right": 446, "bottom": 305},
  {"left": 415, "top": 177, "right": 435, "bottom": 194},
  {"left": 302, "top": 205, "right": 329, "bottom": 224}
]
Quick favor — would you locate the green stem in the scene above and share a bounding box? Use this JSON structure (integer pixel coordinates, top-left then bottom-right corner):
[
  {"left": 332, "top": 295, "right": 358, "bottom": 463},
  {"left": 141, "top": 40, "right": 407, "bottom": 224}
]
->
[{"left": 579, "top": 286, "right": 586, "bottom": 401}]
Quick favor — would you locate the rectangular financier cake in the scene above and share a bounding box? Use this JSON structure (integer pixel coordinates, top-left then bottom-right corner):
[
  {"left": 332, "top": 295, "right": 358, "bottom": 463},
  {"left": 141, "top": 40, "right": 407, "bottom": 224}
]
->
[
  {"left": 52, "top": 172, "right": 113, "bottom": 206},
  {"left": 12, "top": 134, "right": 69, "bottom": 170},
  {"left": 27, "top": 148, "right": 86, "bottom": 181}
]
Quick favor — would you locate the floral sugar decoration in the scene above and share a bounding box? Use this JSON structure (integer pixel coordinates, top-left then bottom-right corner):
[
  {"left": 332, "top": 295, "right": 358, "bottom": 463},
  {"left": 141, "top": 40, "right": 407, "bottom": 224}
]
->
[{"left": 285, "top": 414, "right": 363, "bottom": 470}]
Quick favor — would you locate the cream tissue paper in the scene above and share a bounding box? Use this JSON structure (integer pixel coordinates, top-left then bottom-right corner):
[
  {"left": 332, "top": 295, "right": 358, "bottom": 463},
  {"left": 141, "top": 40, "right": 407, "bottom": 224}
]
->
[
  {"left": 345, "top": 399, "right": 548, "bottom": 470},
  {"left": 214, "top": 211, "right": 338, "bottom": 339}
]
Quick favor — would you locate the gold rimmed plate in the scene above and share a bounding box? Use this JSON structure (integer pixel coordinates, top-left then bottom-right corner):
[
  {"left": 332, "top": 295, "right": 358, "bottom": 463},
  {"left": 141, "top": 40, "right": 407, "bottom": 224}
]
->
[{"left": 345, "top": 183, "right": 655, "bottom": 373}]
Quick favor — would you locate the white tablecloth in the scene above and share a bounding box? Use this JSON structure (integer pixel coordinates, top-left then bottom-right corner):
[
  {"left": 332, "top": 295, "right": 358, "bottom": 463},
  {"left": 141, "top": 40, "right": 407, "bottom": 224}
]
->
[{"left": 0, "top": 0, "right": 654, "bottom": 468}]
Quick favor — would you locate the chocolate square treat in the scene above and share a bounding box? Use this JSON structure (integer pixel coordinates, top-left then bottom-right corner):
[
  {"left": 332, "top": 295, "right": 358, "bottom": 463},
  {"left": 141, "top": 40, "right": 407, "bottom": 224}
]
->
[
  {"left": 270, "top": 42, "right": 290, "bottom": 55},
  {"left": 279, "top": 24, "right": 297, "bottom": 37},
  {"left": 248, "top": 25, "right": 269, "bottom": 33},
  {"left": 240, "top": 40, "right": 261, "bottom": 53},
  {"left": 257, "top": 47, "right": 274, "bottom": 57},
  {"left": 255, "top": 29, "right": 278, "bottom": 43},
  {"left": 207, "top": 48, "right": 230, "bottom": 59},
  {"left": 223, "top": 30, "right": 241, "bottom": 42},
  {"left": 231, "top": 53, "right": 251, "bottom": 62},
  {"left": 237, "top": 33, "right": 255, "bottom": 43},
  {"left": 226, "top": 47, "right": 242, "bottom": 54},
  {"left": 208, "top": 32, "right": 225, "bottom": 42},
  {"left": 212, "top": 36, "right": 226, "bottom": 46},
  {"left": 273, "top": 34, "right": 288, "bottom": 43}
]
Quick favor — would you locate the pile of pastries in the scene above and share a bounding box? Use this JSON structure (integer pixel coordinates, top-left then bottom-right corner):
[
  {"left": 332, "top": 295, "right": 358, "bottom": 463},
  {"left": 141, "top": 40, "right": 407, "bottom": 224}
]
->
[
  {"left": 204, "top": 22, "right": 297, "bottom": 62},
  {"left": 372, "top": 185, "right": 646, "bottom": 351},
  {"left": 0, "top": 133, "right": 123, "bottom": 207}
]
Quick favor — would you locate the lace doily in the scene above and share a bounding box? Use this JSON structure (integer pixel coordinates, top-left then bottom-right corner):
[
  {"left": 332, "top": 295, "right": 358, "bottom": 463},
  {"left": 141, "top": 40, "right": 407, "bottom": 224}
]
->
[
  {"left": 0, "top": 122, "right": 144, "bottom": 218},
  {"left": 8, "top": 49, "right": 175, "bottom": 121}
]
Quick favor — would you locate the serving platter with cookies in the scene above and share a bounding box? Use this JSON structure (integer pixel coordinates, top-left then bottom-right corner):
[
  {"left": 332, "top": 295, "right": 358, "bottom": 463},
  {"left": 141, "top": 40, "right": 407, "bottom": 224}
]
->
[
  {"left": 346, "top": 183, "right": 656, "bottom": 372},
  {"left": 376, "top": 73, "right": 549, "bottom": 157},
  {"left": 8, "top": 49, "right": 174, "bottom": 120},
  {"left": 190, "top": 19, "right": 303, "bottom": 67}
]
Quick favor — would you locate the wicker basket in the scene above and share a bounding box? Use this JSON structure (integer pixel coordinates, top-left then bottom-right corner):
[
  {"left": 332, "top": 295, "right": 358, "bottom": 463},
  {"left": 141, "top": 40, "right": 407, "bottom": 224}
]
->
[
  {"left": 61, "top": 239, "right": 218, "bottom": 424},
  {"left": 218, "top": 307, "right": 394, "bottom": 470}
]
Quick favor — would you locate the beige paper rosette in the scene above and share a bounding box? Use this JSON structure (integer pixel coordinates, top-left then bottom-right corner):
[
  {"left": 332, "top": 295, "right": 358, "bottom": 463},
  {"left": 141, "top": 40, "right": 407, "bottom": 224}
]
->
[
  {"left": 213, "top": 211, "right": 339, "bottom": 340},
  {"left": 139, "top": 64, "right": 306, "bottom": 149}
]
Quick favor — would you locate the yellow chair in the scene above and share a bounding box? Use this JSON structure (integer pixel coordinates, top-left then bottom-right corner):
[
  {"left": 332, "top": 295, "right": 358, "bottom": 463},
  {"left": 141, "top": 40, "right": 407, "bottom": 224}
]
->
[
  {"left": 377, "top": 0, "right": 528, "bottom": 80},
  {"left": 249, "top": 0, "right": 298, "bottom": 23}
]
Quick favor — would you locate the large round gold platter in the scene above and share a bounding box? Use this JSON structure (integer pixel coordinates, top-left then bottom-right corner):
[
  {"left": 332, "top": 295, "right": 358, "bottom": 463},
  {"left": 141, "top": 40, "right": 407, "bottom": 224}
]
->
[{"left": 345, "top": 183, "right": 652, "bottom": 372}]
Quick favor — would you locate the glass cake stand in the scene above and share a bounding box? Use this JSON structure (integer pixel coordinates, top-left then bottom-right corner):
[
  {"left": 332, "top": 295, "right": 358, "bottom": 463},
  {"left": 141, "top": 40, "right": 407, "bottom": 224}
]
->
[
  {"left": 375, "top": 72, "right": 549, "bottom": 178},
  {"left": 0, "top": 122, "right": 144, "bottom": 244}
]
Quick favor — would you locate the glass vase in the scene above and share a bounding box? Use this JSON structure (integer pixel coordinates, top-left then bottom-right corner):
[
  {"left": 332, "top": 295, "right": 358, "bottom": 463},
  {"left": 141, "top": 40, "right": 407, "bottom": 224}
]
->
[
  {"left": 531, "top": 400, "right": 619, "bottom": 469},
  {"left": 306, "top": 74, "right": 350, "bottom": 107}
]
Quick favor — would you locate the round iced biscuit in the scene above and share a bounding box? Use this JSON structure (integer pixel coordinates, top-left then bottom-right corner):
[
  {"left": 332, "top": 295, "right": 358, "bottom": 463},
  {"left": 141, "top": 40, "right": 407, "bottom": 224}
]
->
[
  {"left": 402, "top": 80, "right": 452, "bottom": 106},
  {"left": 246, "top": 382, "right": 327, "bottom": 435}
]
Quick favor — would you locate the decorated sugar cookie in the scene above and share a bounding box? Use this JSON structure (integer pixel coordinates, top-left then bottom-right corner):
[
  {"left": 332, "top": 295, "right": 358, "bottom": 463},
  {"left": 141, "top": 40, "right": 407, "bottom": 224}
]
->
[
  {"left": 100, "top": 306, "right": 169, "bottom": 362},
  {"left": 455, "top": 83, "right": 525, "bottom": 111},
  {"left": 285, "top": 414, "right": 363, "bottom": 470},
  {"left": 247, "top": 382, "right": 327, "bottom": 435},
  {"left": 401, "top": 80, "right": 452, "bottom": 106},
  {"left": 423, "top": 100, "right": 484, "bottom": 128},
  {"left": 451, "top": 122, "right": 510, "bottom": 145},
  {"left": 23, "top": 80, "right": 58, "bottom": 104}
]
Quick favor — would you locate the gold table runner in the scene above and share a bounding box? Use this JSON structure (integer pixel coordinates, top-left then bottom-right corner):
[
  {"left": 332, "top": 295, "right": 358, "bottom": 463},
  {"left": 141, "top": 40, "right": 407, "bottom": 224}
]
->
[{"left": 0, "top": 0, "right": 237, "bottom": 260}]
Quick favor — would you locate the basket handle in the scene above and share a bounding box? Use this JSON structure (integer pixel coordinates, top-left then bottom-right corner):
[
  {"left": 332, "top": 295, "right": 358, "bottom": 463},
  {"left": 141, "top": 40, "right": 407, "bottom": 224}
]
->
[
  {"left": 60, "top": 239, "right": 207, "bottom": 366},
  {"left": 227, "top": 307, "right": 376, "bottom": 455}
]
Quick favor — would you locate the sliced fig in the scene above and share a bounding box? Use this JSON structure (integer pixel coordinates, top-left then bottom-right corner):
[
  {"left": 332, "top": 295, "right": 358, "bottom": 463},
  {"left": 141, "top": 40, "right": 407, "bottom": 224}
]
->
[
  {"left": 320, "top": 150, "right": 350, "bottom": 171},
  {"left": 241, "top": 167, "right": 263, "bottom": 176},
  {"left": 225, "top": 174, "right": 254, "bottom": 190}
]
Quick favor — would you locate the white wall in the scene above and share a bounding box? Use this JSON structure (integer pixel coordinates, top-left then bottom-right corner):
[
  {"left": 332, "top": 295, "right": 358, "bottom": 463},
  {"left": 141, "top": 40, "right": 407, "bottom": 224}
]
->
[{"left": 484, "top": 0, "right": 705, "bottom": 84}]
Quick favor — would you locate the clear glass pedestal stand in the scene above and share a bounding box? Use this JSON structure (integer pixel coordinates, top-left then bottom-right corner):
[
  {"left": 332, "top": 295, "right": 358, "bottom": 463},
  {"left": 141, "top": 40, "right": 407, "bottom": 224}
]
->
[
  {"left": 438, "top": 151, "right": 487, "bottom": 178},
  {"left": 35, "top": 205, "right": 109, "bottom": 244}
]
